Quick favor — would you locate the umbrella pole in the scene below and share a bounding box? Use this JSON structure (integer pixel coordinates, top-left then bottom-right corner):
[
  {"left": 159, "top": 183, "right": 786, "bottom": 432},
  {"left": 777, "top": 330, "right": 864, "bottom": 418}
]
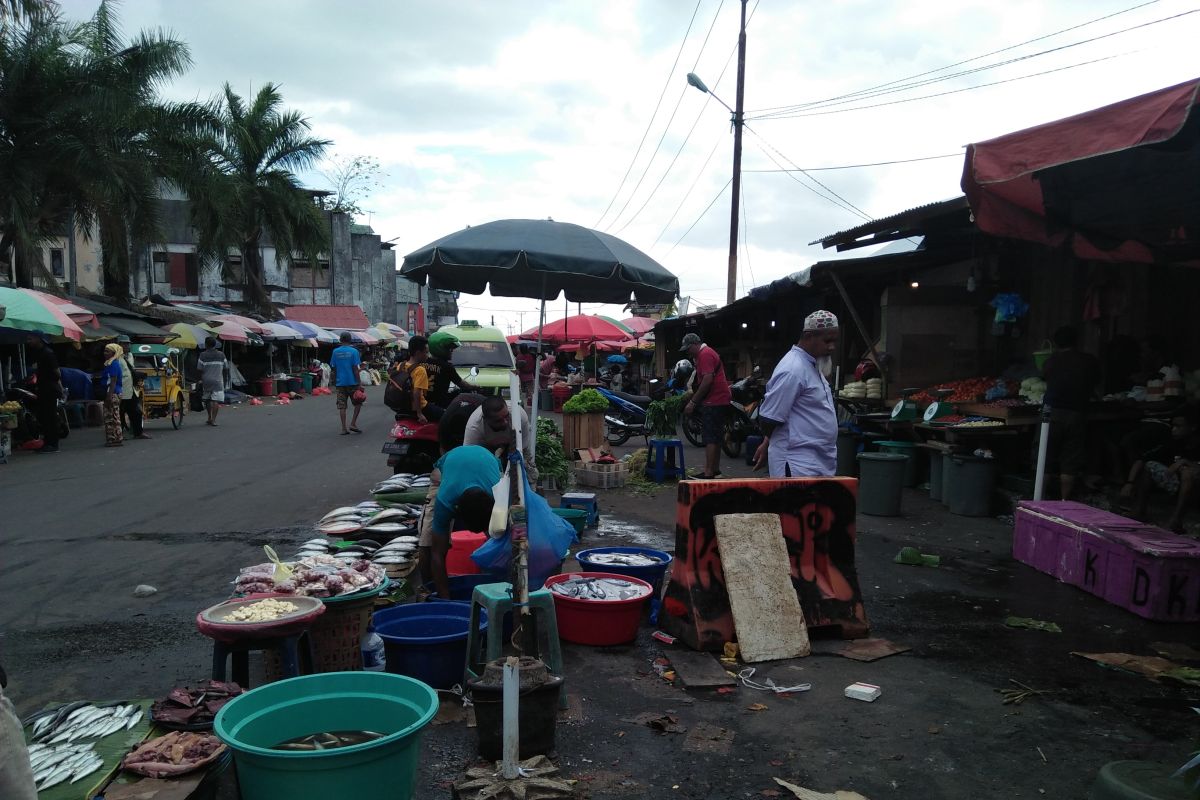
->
[{"left": 530, "top": 285, "right": 546, "bottom": 463}]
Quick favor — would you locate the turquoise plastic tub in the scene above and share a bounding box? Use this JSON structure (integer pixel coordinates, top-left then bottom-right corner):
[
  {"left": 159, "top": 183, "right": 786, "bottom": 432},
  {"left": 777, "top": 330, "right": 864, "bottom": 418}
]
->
[{"left": 214, "top": 671, "right": 438, "bottom": 800}]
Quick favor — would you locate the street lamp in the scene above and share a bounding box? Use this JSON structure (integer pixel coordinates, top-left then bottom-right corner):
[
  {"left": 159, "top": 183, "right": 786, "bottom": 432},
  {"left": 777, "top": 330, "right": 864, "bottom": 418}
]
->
[{"left": 687, "top": 0, "right": 748, "bottom": 307}]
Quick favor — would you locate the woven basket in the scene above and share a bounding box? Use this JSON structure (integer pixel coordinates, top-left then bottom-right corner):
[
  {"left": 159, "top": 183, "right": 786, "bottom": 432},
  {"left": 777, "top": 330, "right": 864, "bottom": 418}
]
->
[{"left": 263, "top": 594, "right": 376, "bottom": 680}]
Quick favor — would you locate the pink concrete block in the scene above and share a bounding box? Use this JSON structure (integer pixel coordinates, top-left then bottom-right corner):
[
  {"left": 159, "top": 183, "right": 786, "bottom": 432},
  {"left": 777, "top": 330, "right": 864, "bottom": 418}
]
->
[{"left": 1014, "top": 501, "right": 1200, "bottom": 622}]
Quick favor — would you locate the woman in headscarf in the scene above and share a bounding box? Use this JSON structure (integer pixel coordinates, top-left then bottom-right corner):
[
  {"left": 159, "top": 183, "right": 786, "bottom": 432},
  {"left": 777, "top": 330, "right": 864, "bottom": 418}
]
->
[{"left": 101, "top": 343, "right": 124, "bottom": 447}]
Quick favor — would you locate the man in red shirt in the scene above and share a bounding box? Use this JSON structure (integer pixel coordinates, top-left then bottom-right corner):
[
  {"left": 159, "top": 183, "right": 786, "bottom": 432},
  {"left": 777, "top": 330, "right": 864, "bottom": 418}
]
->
[{"left": 682, "top": 332, "right": 731, "bottom": 478}]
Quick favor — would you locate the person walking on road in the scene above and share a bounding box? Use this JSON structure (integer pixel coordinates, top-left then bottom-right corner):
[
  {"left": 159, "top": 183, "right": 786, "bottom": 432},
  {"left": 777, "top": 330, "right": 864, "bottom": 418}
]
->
[
  {"left": 754, "top": 310, "right": 840, "bottom": 477},
  {"left": 26, "top": 335, "right": 62, "bottom": 453},
  {"left": 331, "top": 331, "right": 363, "bottom": 434},
  {"left": 116, "top": 336, "right": 150, "bottom": 440},
  {"left": 101, "top": 343, "right": 125, "bottom": 447},
  {"left": 681, "top": 332, "right": 731, "bottom": 479},
  {"left": 197, "top": 338, "right": 227, "bottom": 427}
]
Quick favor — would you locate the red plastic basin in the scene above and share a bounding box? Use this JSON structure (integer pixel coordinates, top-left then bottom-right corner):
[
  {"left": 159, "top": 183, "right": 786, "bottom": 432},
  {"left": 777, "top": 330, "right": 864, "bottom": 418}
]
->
[
  {"left": 446, "top": 530, "right": 486, "bottom": 576},
  {"left": 544, "top": 571, "right": 652, "bottom": 646}
]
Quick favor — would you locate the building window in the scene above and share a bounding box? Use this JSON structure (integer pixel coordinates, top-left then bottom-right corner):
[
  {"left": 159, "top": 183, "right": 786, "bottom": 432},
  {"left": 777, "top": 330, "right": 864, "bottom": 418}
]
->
[
  {"left": 49, "top": 248, "right": 64, "bottom": 278},
  {"left": 290, "top": 260, "right": 330, "bottom": 289},
  {"left": 225, "top": 254, "right": 244, "bottom": 285},
  {"left": 152, "top": 251, "right": 169, "bottom": 284},
  {"left": 167, "top": 252, "right": 198, "bottom": 296}
]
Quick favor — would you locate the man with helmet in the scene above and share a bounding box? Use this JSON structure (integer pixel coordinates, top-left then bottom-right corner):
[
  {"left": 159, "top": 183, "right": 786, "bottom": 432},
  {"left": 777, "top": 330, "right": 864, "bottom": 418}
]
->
[{"left": 423, "top": 330, "right": 473, "bottom": 418}]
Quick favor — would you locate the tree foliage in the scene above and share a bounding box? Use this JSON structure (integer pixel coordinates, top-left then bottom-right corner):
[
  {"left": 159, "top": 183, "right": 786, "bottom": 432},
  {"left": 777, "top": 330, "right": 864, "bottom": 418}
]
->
[{"left": 319, "top": 154, "right": 385, "bottom": 218}]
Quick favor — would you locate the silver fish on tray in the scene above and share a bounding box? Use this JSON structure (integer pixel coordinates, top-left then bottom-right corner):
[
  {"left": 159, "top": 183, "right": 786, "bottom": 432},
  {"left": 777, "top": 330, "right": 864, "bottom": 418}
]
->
[
  {"left": 549, "top": 577, "right": 650, "bottom": 602},
  {"left": 584, "top": 552, "right": 664, "bottom": 567}
]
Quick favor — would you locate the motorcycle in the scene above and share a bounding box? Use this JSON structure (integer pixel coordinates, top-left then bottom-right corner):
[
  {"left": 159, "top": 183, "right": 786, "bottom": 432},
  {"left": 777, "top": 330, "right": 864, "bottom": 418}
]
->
[
  {"left": 6, "top": 377, "right": 69, "bottom": 444},
  {"left": 598, "top": 380, "right": 670, "bottom": 446},
  {"left": 381, "top": 414, "right": 440, "bottom": 475},
  {"left": 681, "top": 366, "right": 763, "bottom": 456}
]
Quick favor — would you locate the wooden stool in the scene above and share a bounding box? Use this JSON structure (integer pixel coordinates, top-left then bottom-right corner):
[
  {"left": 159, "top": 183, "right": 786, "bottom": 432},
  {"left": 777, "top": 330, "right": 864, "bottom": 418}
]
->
[
  {"left": 559, "top": 492, "right": 599, "bottom": 527},
  {"left": 465, "top": 582, "right": 567, "bottom": 709},
  {"left": 647, "top": 439, "right": 686, "bottom": 483}
]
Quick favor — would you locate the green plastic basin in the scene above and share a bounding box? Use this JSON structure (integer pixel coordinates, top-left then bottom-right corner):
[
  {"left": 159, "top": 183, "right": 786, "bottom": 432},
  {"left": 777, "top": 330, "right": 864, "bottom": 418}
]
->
[
  {"left": 214, "top": 671, "right": 438, "bottom": 800},
  {"left": 552, "top": 507, "right": 588, "bottom": 534}
]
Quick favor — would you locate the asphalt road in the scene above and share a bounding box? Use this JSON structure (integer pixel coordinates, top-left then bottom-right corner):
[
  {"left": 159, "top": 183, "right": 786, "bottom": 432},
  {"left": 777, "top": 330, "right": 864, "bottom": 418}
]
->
[
  {"left": 2, "top": 393, "right": 1198, "bottom": 799},
  {"left": 0, "top": 385, "right": 400, "bottom": 707}
]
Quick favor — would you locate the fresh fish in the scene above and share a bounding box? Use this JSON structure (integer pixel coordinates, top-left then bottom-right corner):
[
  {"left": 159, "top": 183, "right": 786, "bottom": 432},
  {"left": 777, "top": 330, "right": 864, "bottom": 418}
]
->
[
  {"left": 362, "top": 522, "right": 406, "bottom": 534},
  {"left": 69, "top": 755, "right": 105, "bottom": 783},
  {"left": 321, "top": 506, "right": 359, "bottom": 520},
  {"left": 124, "top": 709, "right": 144, "bottom": 730},
  {"left": 549, "top": 576, "right": 650, "bottom": 601},
  {"left": 319, "top": 520, "right": 363, "bottom": 535},
  {"left": 368, "top": 509, "right": 407, "bottom": 523}
]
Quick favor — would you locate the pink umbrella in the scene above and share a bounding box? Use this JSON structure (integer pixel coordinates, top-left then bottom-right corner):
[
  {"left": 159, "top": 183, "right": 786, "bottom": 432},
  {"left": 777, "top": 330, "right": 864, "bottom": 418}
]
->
[
  {"left": 10, "top": 289, "right": 85, "bottom": 341},
  {"left": 621, "top": 316, "right": 657, "bottom": 337},
  {"left": 42, "top": 295, "right": 99, "bottom": 329},
  {"left": 520, "top": 314, "right": 631, "bottom": 345},
  {"left": 209, "top": 313, "right": 269, "bottom": 335}
]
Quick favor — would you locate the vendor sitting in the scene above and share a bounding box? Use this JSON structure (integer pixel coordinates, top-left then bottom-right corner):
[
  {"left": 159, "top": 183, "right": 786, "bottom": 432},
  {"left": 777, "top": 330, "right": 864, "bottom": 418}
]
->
[
  {"left": 1121, "top": 408, "right": 1200, "bottom": 534},
  {"left": 418, "top": 445, "right": 499, "bottom": 600}
]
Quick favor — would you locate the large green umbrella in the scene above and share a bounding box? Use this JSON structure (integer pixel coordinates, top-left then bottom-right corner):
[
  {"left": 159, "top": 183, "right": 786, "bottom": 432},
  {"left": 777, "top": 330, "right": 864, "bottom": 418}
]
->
[
  {"left": 0, "top": 287, "right": 84, "bottom": 341},
  {"left": 400, "top": 219, "right": 679, "bottom": 304}
]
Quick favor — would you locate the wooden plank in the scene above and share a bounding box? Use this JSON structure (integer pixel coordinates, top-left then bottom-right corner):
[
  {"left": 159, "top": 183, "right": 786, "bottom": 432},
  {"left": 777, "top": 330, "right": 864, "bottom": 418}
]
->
[
  {"left": 666, "top": 649, "right": 736, "bottom": 688},
  {"left": 714, "top": 513, "right": 810, "bottom": 663}
]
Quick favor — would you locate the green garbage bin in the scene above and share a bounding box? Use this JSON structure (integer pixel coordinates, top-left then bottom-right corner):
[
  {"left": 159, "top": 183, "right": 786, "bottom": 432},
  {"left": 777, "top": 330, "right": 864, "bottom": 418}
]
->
[
  {"left": 876, "top": 440, "right": 918, "bottom": 487},
  {"left": 857, "top": 453, "right": 908, "bottom": 516},
  {"left": 945, "top": 456, "right": 997, "bottom": 517},
  {"left": 836, "top": 431, "right": 859, "bottom": 477},
  {"left": 301, "top": 372, "right": 314, "bottom": 393},
  {"left": 929, "top": 450, "right": 944, "bottom": 501}
]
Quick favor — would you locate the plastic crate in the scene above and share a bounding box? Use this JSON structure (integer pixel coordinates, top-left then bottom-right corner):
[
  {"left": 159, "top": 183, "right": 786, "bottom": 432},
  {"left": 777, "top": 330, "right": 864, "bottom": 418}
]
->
[{"left": 575, "top": 462, "right": 628, "bottom": 488}]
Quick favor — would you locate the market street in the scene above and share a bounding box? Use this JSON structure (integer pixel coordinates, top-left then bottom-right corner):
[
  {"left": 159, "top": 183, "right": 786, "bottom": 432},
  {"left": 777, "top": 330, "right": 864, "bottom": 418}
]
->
[{"left": 3, "top": 387, "right": 1199, "bottom": 798}]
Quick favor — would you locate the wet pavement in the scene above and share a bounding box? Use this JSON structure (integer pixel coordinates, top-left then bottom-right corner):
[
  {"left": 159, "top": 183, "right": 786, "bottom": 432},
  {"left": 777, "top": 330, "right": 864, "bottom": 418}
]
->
[{"left": 2, "top": 399, "right": 1197, "bottom": 798}]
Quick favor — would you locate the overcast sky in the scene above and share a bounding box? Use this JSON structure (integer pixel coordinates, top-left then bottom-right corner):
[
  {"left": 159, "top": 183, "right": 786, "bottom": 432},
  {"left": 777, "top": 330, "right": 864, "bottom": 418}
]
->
[{"left": 61, "top": 0, "right": 1200, "bottom": 333}]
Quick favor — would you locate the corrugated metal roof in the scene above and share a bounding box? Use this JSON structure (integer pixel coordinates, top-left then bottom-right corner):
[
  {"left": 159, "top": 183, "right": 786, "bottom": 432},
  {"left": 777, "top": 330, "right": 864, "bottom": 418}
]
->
[
  {"left": 813, "top": 196, "right": 969, "bottom": 251},
  {"left": 284, "top": 304, "right": 370, "bottom": 329}
]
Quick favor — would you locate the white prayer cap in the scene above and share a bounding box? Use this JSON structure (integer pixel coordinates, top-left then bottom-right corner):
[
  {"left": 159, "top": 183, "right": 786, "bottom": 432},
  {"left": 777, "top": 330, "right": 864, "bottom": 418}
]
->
[{"left": 803, "top": 310, "right": 839, "bottom": 331}]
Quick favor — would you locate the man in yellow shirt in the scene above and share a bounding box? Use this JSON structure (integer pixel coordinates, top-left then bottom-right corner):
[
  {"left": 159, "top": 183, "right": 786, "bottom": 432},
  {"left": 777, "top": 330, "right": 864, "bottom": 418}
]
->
[{"left": 404, "top": 336, "right": 433, "bottom": 423}]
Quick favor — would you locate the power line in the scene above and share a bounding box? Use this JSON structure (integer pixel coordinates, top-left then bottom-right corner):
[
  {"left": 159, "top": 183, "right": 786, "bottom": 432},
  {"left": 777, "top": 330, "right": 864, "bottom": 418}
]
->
[
  {"left": 747, "top": 0, "right": 1164, "bottom": 116},
  {"left": 743, "top": 152, "right": 962, "bottom": 171},
  {"left": 752, "top": 50, "right": 1131, "bottom": 119},
  {"left": 606, "top": 0, "right": 724, "bottom": 233},
  {"left": 652, "top": 135, "right": 724, "bottom": 246},
  {"left": 741, "top": 188, "right": 754, "bottom": 288},
  {"left": 592, "top": 0, "right": 703, "bottom": 229},
  {"left": 667, "top": 177, "right": 731, "bottom": 256},
  {"left": 750, "top": 7, "right": 1195, "bottom": 120},
  {"left": 750, "top": 138, "right": 872, "bottom": 222}
]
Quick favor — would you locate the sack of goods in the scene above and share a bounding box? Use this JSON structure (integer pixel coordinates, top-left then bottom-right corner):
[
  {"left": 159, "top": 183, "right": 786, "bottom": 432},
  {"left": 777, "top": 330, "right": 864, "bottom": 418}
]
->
[{"left": 839, "top": 377, "right": 883, "bottom": 400}]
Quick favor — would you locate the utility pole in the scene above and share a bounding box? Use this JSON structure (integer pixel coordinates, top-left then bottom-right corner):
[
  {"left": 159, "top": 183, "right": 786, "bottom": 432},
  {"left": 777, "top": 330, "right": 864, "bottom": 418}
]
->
[{"left": 727, "top": 0, "right": 748, "bottom": 307}]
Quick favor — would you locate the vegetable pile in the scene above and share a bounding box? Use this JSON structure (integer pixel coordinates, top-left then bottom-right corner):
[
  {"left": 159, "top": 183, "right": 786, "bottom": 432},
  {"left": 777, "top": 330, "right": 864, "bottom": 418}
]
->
[
  {"left": 645, "top": 394, "right": 686, "bottom": 437},
  {"left": 235, "top": 555, "right": 384, "bottom": 598},
  {"left": 911, "top": 377, "right": 999, "bottom": 405},
  {"left": 535, "top": 417, "right": 571, "bottom": 487},
  {"left": 562, "top": 388, "right": 609, "bottom": 414}
]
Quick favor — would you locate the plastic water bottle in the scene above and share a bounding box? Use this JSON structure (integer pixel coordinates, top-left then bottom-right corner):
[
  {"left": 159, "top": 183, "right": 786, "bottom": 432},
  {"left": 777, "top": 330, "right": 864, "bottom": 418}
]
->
[{"left": 361, "top": 625, "right": 386, "bottom": 672}]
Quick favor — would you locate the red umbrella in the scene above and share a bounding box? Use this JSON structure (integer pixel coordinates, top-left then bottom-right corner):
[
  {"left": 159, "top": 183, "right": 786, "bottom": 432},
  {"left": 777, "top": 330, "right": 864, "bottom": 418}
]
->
[
  {"left": 210, "top": 313, "right": 269, "bottom": 335},
  {"left": 620, "top": 316, "right": 657, "bottom": 336},
  {"left": 520, "top": 314, "right": 631, "bottom": 345}
]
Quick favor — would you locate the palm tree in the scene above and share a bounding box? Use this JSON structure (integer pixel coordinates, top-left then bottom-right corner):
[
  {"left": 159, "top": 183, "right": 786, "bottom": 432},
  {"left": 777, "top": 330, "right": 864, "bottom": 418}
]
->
[
  {"left": 187, "top": 83, "right": 331, "bottom": 315},
  {"left": 0, "top": 2, "right": 192, "bottom": 293}
]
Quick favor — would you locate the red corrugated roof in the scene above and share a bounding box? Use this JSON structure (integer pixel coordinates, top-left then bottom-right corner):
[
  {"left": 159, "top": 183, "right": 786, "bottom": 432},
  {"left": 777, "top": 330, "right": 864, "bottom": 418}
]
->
[{"left": 283, "top": 304, "right": 370, "bottom": 329}]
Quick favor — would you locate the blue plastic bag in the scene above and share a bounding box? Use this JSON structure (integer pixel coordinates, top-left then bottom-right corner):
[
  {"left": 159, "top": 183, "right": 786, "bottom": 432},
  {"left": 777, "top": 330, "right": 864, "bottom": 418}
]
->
[
  {"left": 989, "top": 292, "right": 1029, "bottom": 323},
  {"left": 470, "top": 453, "right": 578, "bottom": 589}
]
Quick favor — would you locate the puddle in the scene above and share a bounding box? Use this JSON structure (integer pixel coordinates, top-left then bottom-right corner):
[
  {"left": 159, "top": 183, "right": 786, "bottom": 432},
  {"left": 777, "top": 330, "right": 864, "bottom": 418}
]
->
[{"left": 587, "top": 517, "right": 675, "bottom": 550}]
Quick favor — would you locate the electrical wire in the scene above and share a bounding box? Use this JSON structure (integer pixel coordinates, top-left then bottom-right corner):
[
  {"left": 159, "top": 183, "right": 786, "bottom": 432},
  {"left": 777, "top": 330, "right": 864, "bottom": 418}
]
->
[
  {"left": 741, "top": 187, "right": 754, "bottom": 289},
  {"left": 747, "top": 0, "right": 1164, "bottom": 116},
  {"left": 666, "top": 178, "right": 731, "bottom": 256},
  {"left": 750, "top": 137, "right": 872, "bottom": 221},
  {"left": 652, "top": 135, "right": 724, "bottom": 247},
  {"left": 752, "top": 50, "right": 1132, "bottom": 119},
  {"left": 749, "top": 8, "right": 1194, "bottom": 120},
  {"left": 606, "top": 1, "right": 724, "bottom": 233},
  {"left": 592, "top": 0, "right": 703, "bottom": 229},
  {"left": 743, "top": 152, "right": 962, "bottom": 171}
]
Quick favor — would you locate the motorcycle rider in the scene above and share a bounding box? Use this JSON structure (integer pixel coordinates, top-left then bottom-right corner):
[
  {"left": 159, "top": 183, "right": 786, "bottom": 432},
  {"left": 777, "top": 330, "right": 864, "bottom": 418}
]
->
[{"left": 423, "top": 330, "right": 473, "bottom": 415}]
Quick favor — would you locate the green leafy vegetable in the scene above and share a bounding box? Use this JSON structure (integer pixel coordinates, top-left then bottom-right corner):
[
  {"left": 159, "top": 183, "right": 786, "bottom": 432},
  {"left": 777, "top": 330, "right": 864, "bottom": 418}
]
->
[
  {"left": 562, "top": 388, "right": 608, "bottom": 414},
  {"left": 535, "top": 417, "right": 571, "bottom": 487},
  {"left": 645, "top": 394, "right": 686, "bottom": 438}
]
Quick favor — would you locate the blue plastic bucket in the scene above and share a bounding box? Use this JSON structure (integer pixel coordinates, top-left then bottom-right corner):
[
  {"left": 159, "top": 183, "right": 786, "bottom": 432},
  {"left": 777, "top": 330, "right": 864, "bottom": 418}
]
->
[
  {"left": 575, "top": 547, "right": 673, "bottom": 596},
  {"left": 213, "top": 671, "right": 437, "bottom": 800},
  {"left": 373, "top": 602, "right": 486, "bottom": 690}
]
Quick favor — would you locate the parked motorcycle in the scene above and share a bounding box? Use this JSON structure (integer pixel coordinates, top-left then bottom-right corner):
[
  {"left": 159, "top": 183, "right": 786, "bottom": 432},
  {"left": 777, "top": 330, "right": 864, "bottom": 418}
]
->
[
  {"left": 598, "top": 380, "right": 670, "bottom": 446},
  {"left": 6, "top": 378, "right": 69, "bottom": 444},
  {"left": 681, "top": 366, "right": 763, "bottom": 456}
]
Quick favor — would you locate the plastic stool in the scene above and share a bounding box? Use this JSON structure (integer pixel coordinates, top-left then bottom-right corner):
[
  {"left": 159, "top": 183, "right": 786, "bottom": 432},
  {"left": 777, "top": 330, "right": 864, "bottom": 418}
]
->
[
  {"left": 210, "top": 633, "right": 313, "bottom": 688},
  {"left": 560, "top": 492, "right": 600, "bottom": 527},
  {"left": 646, "top": 439, "right": 686, "bottom": 482},
  {"left": 465, "top": 582, "right": 567, "bottom": 709}
]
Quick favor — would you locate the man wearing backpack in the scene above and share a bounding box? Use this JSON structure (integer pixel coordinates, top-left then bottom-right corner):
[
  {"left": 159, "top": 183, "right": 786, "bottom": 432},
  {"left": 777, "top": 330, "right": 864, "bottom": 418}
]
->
[{"left": 385, "top": 335, "right": 434, "bottom": 423}]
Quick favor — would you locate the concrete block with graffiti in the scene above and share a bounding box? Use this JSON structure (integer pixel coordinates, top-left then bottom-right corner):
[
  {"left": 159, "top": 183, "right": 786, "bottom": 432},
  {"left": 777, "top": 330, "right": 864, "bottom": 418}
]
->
[{"left": 660, "top": 477, "right": 869, "bottom": 651}]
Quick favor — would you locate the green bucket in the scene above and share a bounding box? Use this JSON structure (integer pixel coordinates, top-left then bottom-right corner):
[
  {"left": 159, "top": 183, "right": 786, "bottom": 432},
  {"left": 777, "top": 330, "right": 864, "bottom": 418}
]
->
[
  {"left": 214, "top": 671, "right": 438, "bottom": 800},
  {"left": 552, "top": 507, "right": 588, "bottom": 534}
]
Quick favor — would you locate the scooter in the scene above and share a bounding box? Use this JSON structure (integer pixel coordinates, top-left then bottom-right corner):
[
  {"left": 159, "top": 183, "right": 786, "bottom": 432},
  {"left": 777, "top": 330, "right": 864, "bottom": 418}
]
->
[
  {"left": 598, "top": 380, "right": 671, "bottom": 446},
  {"left": 6, "top": 378, "right": 69, "bottom": 444},
  {"left": 722, "top": 366, "right": 764, "bottom": 458},
  {"left": 381, "top": 414, "right": 440, "bottom": 475}
]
